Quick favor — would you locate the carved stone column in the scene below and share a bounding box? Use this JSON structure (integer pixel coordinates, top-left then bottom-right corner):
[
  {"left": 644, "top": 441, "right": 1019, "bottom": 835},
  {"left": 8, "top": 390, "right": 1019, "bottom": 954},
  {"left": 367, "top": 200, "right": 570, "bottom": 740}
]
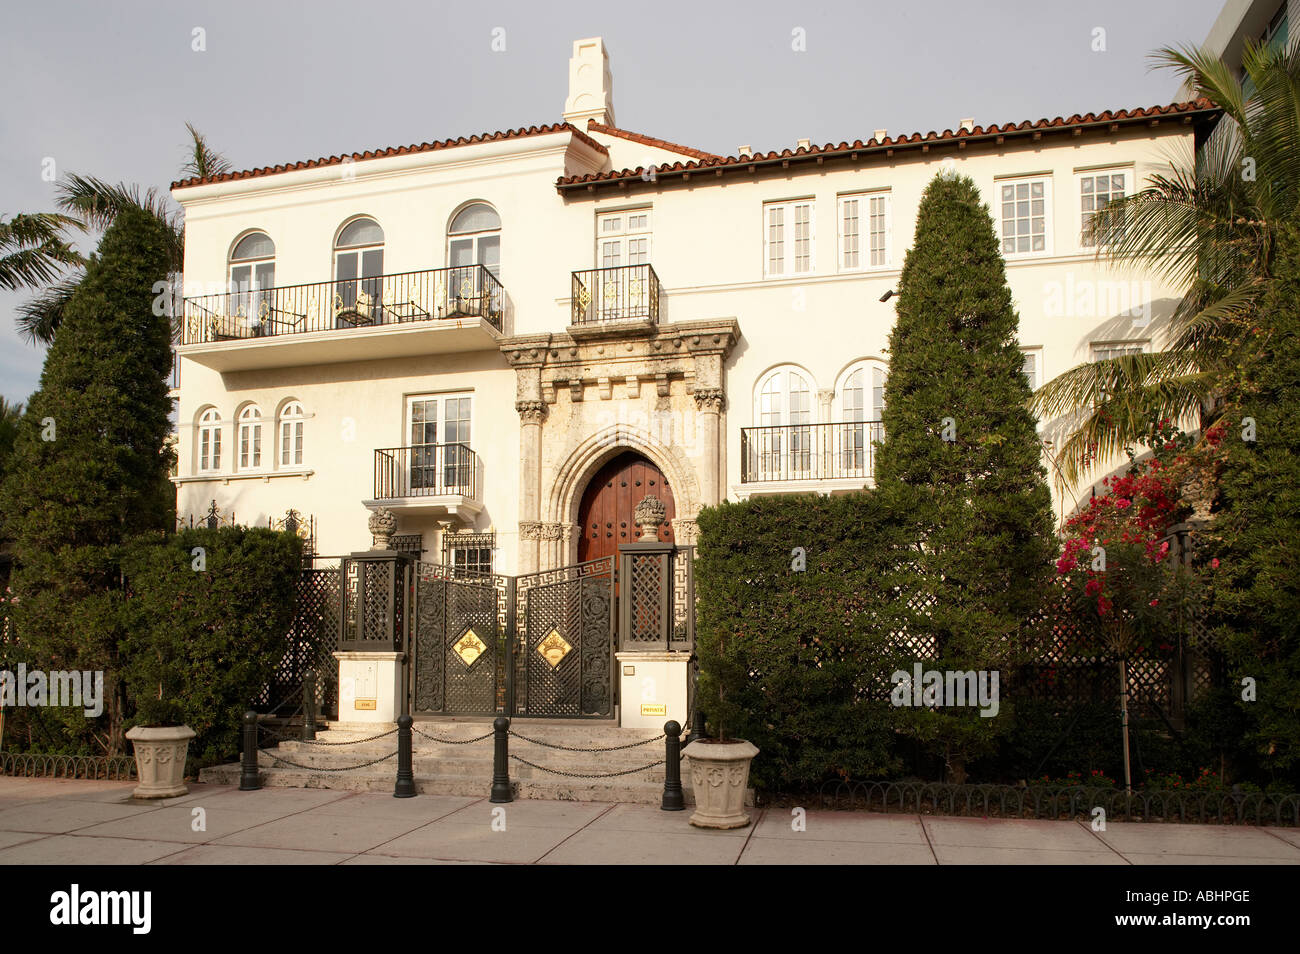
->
[
  {"left": 693, "top": 388, "right": 724, "bottom": 508},
  {"left": 516, "top": 393, "right": 546, "bottom": 575},
  {"left": 817, "top": 388, "right": 835, "bottom": 420}
]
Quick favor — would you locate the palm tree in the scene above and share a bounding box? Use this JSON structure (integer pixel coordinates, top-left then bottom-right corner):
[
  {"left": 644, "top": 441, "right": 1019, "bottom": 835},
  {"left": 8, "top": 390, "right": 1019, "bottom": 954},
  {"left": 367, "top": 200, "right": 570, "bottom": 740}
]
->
[
  {"left": 1031, "top": 40, "right": 1300, "bottom": 487},
  {"left": 0, "top": 213, "right": 82, "bottom": 292},
  {"left": 14, "top": 124, "right": 229, "bottom": 344}
]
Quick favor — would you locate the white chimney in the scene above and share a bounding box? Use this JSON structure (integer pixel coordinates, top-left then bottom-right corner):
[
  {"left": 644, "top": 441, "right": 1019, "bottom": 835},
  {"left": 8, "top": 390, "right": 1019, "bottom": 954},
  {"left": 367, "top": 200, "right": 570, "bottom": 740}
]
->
[
  {"left": 563, "top": 38, "right": 616, "bottom": 128},
  {"left": 796, "top": 138, "right": 811, "bottom": 150},
  {"left": 959, "top": 117, "right": 975, "bottom": 132},
  {"left": 873, "top": 128, "right": 888, "bottom": 141},
  {"left": 737, "top": 144, "right": 753, "bottom": 157}
]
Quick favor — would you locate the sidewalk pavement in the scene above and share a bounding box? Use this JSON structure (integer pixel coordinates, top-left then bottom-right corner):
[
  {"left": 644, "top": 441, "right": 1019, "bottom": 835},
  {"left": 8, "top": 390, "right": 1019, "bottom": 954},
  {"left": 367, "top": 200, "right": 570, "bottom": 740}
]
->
[{"left": 0, "top": 777, "right": 1298, "bottom": 865}]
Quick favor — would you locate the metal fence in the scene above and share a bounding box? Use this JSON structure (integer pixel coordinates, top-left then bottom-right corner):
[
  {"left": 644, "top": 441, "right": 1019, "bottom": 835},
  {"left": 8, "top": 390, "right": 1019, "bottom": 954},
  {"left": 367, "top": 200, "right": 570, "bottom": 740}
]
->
[
  {"left": 373, "top": 443, "right": 478, "bottom": 500},
  {"left": 741, "top": 422, "right": 883, "bottom": 483},
  {"left": 181, "top": 265, "right": 504, "bottom": 343},
  {"left": 255, "top": 556, "right": 343, "bottom": 718},
  {"left": 571, "top": 264, "right": 661, "bottom": 325}
]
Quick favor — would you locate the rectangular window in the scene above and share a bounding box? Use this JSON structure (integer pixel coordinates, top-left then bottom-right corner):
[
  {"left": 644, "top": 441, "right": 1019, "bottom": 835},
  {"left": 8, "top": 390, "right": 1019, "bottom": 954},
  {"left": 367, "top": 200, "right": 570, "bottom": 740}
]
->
[
  {"left": 443, "top": 532, "right": 495, "bottom": 576},
  {"left": 1092, "top": 342, "right": 1146, "bottom": 363},
  {"left": 1080, "top": 172, "right": 1126, "bottom": 247},
  {"left": 999, "top": 177, "right": 1050, "bottom": 256},
  {"left": 281, "top": 420, "right": 303, "bottom": 466},
  {"left": 407, "top": 393, "right": 473, "bottom": 495},
  {"left": 841, "top": 197, "right": 860, "bottom": 269},
  {"left": 868, "top": 194, "right": 889, "bottom": 266},
  {"left": 764, "top": 200, "right": 815, "bottom": 277},
  {"left": 595, "top": 209, "right": 652, "bottom": 269},
  {"left": 391, "top": 533, "right": 424, "bottom": 558},
  {"left": 199, "top": 427, "right": 220, "bottom": 472},
  {"left": 1021, "top": 349, "right": 1040, "bottom": 390},
  {"left": 839, "top": 193, "right": 890, "bottom": 270}
]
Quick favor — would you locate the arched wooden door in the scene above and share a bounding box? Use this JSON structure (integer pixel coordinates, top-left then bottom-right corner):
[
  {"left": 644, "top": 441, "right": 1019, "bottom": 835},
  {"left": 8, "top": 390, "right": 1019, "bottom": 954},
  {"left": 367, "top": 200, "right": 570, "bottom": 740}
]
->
[{"left": 577, "top": 451, "right": 675, "bottom": 564}]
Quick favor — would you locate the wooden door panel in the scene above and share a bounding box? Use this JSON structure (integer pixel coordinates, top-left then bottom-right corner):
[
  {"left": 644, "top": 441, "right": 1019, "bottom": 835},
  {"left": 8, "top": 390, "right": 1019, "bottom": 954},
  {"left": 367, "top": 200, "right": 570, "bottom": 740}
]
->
[{"left": 577, "top": 452, "right": 675, "bottom": 564}]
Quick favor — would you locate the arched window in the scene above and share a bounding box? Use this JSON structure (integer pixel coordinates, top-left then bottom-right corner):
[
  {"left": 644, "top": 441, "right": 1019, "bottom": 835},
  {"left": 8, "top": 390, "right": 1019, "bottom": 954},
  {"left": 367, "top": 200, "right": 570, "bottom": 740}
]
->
[
  {"left": 238, "top": 405, "right": 263, "bottom": 470},
  {"left": 229, "top": 232, "right": 275, "bottom": 325},
  {"left": 334, "top": 217, "right": 384, "bottom": 323},
  {"left": 279, "top": 401, "right": 304, "bottom": 467},
  {"left": 448, "top": 203, "right": 501, "bottom": 278},
  {"left": 839, "top": 361, "right": 887, "bottom": 474},
  {"left": 752, "top": 367, "right": 814, "bottom": 479},
  {"left": 197, "top": 408, "right": 222, "bottom": 473}
]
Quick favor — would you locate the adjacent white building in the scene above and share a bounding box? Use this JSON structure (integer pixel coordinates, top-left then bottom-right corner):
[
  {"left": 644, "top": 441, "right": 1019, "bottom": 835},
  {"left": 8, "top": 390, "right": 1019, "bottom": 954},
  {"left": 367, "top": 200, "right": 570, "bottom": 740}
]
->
[{"left": 171, "top": 37, "right": 1219, "bottom": 574}]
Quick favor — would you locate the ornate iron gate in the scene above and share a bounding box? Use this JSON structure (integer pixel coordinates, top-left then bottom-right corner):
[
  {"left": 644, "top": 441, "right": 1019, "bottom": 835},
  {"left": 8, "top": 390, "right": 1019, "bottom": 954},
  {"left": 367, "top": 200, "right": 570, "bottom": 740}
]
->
[
  {"left": 410, "top": 557, "right": 615, "bottom": 718},
  {"left": 411, "top": 562, "right": 512, "bottom": 716},
  {"left": 515, "top": 556, "right": 615, "bottom": 718}
]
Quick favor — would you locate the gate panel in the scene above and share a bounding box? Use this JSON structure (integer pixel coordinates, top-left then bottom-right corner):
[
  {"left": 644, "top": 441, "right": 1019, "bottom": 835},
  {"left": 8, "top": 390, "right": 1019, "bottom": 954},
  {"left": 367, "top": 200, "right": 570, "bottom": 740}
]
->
[
  {"left": 412, "top": 563, "right": 509, "bottom": 716},
  {"left": 516, "top": 556, "right": 615, "bottom": 718},
  {"left": 443, "top": 577, "right": 501, "bottom": 714}
]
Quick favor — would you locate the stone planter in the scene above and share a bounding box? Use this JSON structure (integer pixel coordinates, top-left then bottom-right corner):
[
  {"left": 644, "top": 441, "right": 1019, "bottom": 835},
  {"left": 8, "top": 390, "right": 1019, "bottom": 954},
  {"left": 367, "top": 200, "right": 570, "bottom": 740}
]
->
[
  {"left": 682, "top": 739, "right": 759, "bottom": 829},
  {"left": 126, "top": 725, "right": 196, "bottom": 799}
]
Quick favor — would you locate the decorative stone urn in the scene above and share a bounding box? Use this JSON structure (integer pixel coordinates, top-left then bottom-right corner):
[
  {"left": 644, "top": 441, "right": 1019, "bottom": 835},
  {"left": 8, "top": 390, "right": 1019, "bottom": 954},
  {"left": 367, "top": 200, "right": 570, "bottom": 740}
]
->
[
  {"left": 634, "top": 494, "right": 667, "bottom": 542},
  {"left": 125, "top": 725, "right": 196, "bottom": 799},
  {"left": 681, "top": 739, "right": 759, "bottom": 829},
  {"left": 368, "top": 507, "right": 397, "bottom": 549}
]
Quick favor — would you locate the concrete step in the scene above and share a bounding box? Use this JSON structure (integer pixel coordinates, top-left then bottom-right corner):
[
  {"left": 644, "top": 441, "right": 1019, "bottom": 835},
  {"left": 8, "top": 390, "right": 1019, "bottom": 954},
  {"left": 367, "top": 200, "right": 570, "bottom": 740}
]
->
[
  {"left": 201, "top": 717, "right": 706, "bottom": 806},
  {"left": 200, "top": 761, "right": 691, "bottom": 806}
]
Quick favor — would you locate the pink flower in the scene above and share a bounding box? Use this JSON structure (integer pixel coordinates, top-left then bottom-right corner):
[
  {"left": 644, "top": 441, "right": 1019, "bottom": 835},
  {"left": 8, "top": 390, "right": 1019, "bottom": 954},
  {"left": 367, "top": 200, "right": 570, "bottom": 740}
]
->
[
  {"left": 1115, "top": 498, "right": 1132, "bottom": 509},
  {"left": 1149, "top": 599, "right": 1159, "bottom": 607},
  {"left": 1210, "top": 558, "right": 1220, "bottom": 569}
]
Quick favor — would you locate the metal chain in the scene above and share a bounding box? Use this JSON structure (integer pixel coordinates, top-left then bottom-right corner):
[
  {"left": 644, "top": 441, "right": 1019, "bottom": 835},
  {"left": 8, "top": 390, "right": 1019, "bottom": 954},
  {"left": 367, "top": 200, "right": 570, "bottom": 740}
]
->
[
  {"left": 259, "top": 750, "right": 397, "bottom": 772},
  {"left": 256, "top": 726, "right": 399, "bottom": 746},
  {"left": 507, "top": 731, "right": 665, "bottom": 752},
  {"left": 508, "top": 754, "right": 665, "bottom": 779},
  {"left": 294, "top": 728, "right": 399, "bottom": 746},
  {"left": 412, "top": 728, "right": 495, "bottom": 745}
]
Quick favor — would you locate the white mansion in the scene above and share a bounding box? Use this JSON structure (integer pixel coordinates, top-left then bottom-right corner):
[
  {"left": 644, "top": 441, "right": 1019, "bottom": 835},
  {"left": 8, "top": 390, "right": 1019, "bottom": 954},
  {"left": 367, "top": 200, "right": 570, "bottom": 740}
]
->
[{"left": 172, "top": 37, "right": 1218, "bottom": 575}]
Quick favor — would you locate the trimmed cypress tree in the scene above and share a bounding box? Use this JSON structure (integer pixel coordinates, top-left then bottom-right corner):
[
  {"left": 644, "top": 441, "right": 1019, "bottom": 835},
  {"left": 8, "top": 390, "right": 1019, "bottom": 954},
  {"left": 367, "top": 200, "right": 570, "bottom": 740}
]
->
[
  {"left": 1204, "top": 220, "right": 1300, "bottom": 787},
  {"left": 874, "top": 172, "right": 1055, "bottom": 782},
  {"left": 0, "top": 206, "right": 174, "bottom": 754}
]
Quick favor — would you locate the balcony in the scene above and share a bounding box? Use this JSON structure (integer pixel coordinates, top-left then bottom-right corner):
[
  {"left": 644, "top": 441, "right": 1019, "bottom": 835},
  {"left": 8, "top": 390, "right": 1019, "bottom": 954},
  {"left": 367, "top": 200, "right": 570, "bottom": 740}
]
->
[
  {"left": 178, "top": 266, "right": 505, "bottom": 372},
  {"left": 739, "top": 422, "right": 883, "bottom": 494},
  {"left": 570, "top": 263, "right": 661, "bottom": 332},
  {"left": 366, "top": 443, "right": 483, "bottom": 520}
]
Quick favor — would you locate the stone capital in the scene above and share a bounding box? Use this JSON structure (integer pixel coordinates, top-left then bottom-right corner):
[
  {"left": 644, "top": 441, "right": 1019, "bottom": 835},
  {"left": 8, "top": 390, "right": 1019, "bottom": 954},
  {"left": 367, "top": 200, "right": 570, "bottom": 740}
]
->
[
  {"left": 515, "top": 400, "right": 546, "bottom": 425},
  {"left": 671, "top": 517, "right": 699, "bottom": 545},
  {"left": 693, "top": 388, "right": 725, "bottom": 413}
]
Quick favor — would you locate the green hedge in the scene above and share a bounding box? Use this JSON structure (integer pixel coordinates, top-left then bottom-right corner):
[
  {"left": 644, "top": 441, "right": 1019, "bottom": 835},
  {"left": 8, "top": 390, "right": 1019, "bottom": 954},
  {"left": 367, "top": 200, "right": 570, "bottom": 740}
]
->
[
  {"left": 695, "top": 493, "right": 917, "bottom": 790},
  {"left": 121, "top": 527, "right": 302, "bottom": 767}
]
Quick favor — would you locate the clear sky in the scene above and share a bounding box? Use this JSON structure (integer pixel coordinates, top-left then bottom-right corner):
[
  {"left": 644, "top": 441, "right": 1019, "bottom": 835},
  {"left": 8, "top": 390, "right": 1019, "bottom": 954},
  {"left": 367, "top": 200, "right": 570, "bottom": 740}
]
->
[{"left": 0, "top": 0, "right": 1224, "bottom": 403}]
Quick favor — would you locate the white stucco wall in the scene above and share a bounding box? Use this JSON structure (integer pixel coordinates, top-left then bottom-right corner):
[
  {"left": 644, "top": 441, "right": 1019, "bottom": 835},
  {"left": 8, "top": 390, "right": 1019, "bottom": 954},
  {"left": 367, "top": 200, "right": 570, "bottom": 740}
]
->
[{"left": 173, "top": 114, "right": 1200, "bottom": 565}]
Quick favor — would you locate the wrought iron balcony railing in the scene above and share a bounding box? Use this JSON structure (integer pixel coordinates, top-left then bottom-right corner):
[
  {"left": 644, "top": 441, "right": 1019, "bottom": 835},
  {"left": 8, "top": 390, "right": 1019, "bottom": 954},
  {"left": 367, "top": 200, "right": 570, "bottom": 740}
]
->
[
  {"left": 374, "top": 443, "right": 478, "bottom": 500},
  {"left": 740, "top": 422, "right": 884, "bottom": 483},
  {"left": 571, "top": 263, "right": 661, "bottom": 325},
  {"left": 181, "top": 266, "right": 504, "bottom": 345}
]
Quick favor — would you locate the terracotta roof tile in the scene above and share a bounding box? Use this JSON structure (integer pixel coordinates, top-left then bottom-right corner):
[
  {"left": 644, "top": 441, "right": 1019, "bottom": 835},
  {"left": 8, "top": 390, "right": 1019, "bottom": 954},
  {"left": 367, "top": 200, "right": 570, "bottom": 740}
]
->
[
  {"left": 584, "top": 121, "right": 723, "bottom": 161},
  {"left": 171, "top": 122, "right": 609, "bottom": 190},
  {"left": 556, "top": 98, "right": 1220, "bottom": 190}
]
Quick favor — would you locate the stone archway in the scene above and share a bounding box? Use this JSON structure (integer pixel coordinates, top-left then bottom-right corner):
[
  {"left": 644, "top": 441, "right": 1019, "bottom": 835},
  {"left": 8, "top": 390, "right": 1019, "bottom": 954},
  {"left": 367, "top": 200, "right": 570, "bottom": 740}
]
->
[{"left": 543, "top": 424, "right": 701, "bottom": 567}]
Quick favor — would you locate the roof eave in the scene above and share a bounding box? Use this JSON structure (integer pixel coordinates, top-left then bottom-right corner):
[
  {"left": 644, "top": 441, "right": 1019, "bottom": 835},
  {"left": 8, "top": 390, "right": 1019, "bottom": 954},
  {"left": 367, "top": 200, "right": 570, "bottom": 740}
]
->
[{"left": 556, "top": 104, "right": 1223, "bottom": 195}]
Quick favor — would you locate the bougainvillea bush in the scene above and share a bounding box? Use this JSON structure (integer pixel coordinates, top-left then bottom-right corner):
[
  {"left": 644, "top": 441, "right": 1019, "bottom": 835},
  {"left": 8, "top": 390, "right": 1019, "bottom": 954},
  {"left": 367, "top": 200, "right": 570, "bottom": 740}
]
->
[{"left": 1054, "top": 418, "right": 1221, "bottom": 656}]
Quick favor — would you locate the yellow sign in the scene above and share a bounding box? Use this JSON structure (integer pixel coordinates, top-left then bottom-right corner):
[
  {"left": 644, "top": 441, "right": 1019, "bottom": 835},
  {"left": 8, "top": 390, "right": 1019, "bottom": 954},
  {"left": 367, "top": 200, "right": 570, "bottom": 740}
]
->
[
  {"left": 641, "top": 704, "right": 667, "bottom": 717},
  {"left": 354, "top": 699, "right": 377, "bottom": 711},
  {"left": 454, "top": 629, "right": 488, "bottom": 667},
  {"left": 537, "top": 629, "right": 573, "bottom": 668}
]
